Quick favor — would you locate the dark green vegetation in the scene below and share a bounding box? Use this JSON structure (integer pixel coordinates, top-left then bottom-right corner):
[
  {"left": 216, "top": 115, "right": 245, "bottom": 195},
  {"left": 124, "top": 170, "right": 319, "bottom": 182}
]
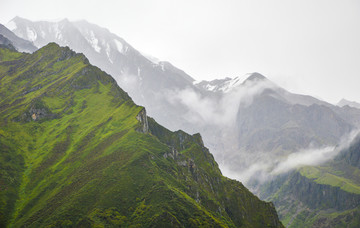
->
[
  {"left": 261, "top": 136, "right": 360, "bottom": 228},
  {"left": 0, "top": 43, "right": 283, "bottom": 227}
]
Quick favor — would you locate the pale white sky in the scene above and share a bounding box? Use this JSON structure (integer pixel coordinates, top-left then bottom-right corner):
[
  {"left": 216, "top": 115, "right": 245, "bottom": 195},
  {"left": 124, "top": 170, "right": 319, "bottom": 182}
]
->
[{"left": 1, "top": 0, "right": 359, "bottom": 104}]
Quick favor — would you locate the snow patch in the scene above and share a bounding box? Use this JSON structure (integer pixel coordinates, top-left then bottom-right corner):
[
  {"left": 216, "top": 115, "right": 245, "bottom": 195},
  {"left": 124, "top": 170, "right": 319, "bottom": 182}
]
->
[
  {"left": 159, "top": 62, "right": 165, "bottom": 71},
  {"left": 52, "top": 23, "right": 63, "bottom": 41},
  {"left": 26, "top": 27, "right": 37, "bottom": 42},
  {"left": 222, "top": 76, "right": 242, "bottom": 92},
  {"left": 212, "top": 76, "right": 243, "bottom": 93},
  {"left": 195, "top": 75, "right": 253, "bottom": 93},
  {"left": 85, "top": 30, "right": 101, "bottom": 53},
  {"left": 205, "top": 84, "right": 217, "bottom": 91},
  {"left": 106, "top": 43, "right": 113, "bottom": 64},
  {"left": 6, "top": 20, "right": 17, "bottom": 31},
  {"left": 114, "top": 39, "right": 124, "bottom": 54}
]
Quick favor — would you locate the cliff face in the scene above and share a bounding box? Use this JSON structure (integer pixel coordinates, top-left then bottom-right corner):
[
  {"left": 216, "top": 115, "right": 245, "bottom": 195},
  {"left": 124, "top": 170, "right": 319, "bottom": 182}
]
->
[
  {"left": 275, "top": 172, "right": 360, "bottom": 211},
  {"left": 336, "top": 135, "right": 360, "bottom": 168},
  {"left": 0, "top": 44, "right": 283, "bottom": 227},
  {"left": 148, "top": 117, "right": 284, "bottom": 227},
  {"left": 135, "top": 108, "right": 149, "bottom": 133},
  {"left": 261, "top": 137, "right": 360, "bottom": 227}
]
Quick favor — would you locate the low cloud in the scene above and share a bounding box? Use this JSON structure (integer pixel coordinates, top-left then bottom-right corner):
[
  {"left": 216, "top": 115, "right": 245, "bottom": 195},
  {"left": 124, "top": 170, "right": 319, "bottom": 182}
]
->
[
  {"left": 165, "top": 79, "right": 277, "bottom": 127},
  {"left": 162, "top": 78, "right": 360, "bottom": 186},
  {"left": 270, "top": 146, "right": 336, "bottom": 175},
  {"left": 221, "top": 129, "right": 360, "bottom": 185}
]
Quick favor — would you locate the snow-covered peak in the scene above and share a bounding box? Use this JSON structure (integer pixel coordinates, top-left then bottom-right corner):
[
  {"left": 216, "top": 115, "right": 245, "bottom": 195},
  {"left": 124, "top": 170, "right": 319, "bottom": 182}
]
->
[
  {"left": 242, "top": 72, "right": 267, "bottom": 83},
  {"left": 193, "top": 77, "right": 233, "bottom": 92},
  {"left": 224, "top": 76, "right": 243, "bottom": 91},
  {"left": 6, "top": 17, "right": 199, "bottom": 88},
  {"left": 194, "top": 73, "right": 270, "bottom": 93},
  {"left": 8, "top": 17, "right": 134, "bottom": 57}
]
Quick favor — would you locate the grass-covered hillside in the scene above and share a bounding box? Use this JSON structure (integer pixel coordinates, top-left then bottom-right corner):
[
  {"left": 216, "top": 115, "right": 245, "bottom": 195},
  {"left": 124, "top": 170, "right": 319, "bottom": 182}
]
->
[
  {"left": 261, "top": 136, "right": 360, "bottom": 228},
  {"left": 0, "top": 43, "right": 283, "bottom": 227}
]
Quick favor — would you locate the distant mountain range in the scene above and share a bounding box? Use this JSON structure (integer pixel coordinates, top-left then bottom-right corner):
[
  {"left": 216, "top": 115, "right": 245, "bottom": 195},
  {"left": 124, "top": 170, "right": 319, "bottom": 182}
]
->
[
  {"left": 6, "top": 16, "right": 195, "bottom": 107},
  {"left": 338, "top": 98, "right": 360, "bottom": 109},
  {"left": 4, "top": 17, "right": 360, "bottom": 227},
  {"left": 7, "top": 18, "right": 360, "bottom": 178}
]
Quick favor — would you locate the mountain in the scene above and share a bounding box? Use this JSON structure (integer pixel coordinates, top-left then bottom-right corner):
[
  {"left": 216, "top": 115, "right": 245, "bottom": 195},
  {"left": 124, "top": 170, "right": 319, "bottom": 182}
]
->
[
  {"left": 6, "top": 17, "right": 195, "bottom": 104},
  {"left": 192, "top": 73, "right": 360, "bottom": 228},
  {"left": 191, "top": 73, "right": 356, "bottom": 183},
  {"left": 0, "top": 34, "right": 16, "bottom": 51},
  {"left": 0, "top": 43, "right": 283, "bottom": 227},
  {"left": 259, "top": 135, "right": 360, "bottom": 227},
  {"left": 194, "top": 72, "right": 328, "bottom": 107},
  {"left": 7, "top": 18, "right": 358, "bottom": 176},
  {"left": 7, "top": 17, "right": 360, "bottom": 226},
  {"left": 338, "top": 98, "right": 360, "bottom": 110},
  {"left": 0, "top": 23, "right": 37, "bottom": 53}
]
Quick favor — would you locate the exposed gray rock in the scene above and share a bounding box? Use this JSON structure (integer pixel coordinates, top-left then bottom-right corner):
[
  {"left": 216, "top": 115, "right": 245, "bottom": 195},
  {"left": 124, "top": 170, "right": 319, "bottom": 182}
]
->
[
  {"left": 29, "top": 107, "right": 48, "bottom": 121},
  {"left": 136, "top": 108, "right": 149, "bottom": 133}
]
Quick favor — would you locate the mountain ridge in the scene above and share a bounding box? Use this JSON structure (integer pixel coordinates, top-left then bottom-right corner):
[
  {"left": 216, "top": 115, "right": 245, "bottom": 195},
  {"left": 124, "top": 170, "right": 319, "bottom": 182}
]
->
[
  {"left": 260, "top": 134, "right": 360, "bottom": 227},
  {"left": 0, "top": 43, "right": 283, "bottom": 227},
  {"left": 338, "top": 98, "right": 360, "bottom": 110},
  {"left": 0, "top": 23, "right": 37, "bottom": 53},
  {"left": 6, "top": 17, "right": 360, "bottom": 226}
]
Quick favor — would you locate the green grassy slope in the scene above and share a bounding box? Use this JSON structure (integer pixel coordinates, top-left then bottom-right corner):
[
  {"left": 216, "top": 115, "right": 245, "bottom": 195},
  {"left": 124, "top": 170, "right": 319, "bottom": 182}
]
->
[
  {"left": 261, "top": 140, "right": 360, "bottom": 228},
  {"left": 0, "top": 44, "right": 283, "bottom": 227},
  {"left": 299, "top": 164, "right": 360, "bottom": 195}
]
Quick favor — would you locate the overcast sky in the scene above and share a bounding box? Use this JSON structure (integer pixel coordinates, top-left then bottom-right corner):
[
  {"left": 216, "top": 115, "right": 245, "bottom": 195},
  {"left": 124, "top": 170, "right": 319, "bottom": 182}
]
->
[{"left": 1, "top": 0, "right": 359, "bottom": 104}]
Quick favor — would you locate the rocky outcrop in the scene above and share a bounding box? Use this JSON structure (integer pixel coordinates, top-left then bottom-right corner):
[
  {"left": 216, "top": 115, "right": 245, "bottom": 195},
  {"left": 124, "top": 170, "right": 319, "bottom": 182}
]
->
[
  {"left": 20, "top": 98, "right": 57, "bottom": 122},
  {"left": 29, "top": 107, "right": 48, "bottom": 121},
  {"left": 146, "top": 116, "right": 283, "bottom": 227},
  {"left": 136, "top": 108, "right": 149, "bottom": 133}
]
